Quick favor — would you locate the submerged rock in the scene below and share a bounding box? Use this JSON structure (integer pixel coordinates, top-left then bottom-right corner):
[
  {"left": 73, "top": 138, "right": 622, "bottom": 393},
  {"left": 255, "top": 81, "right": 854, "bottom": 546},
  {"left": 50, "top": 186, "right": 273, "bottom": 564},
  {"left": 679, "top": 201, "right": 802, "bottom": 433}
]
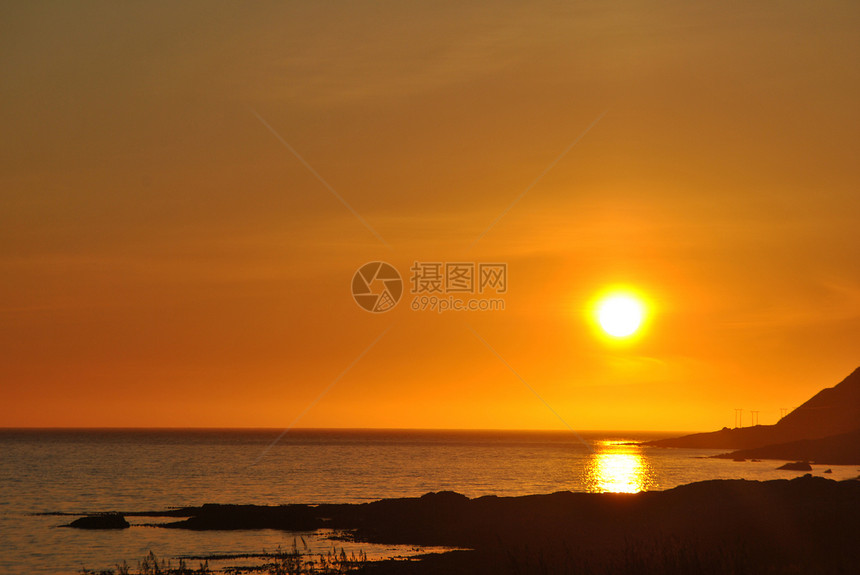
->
[{"left": 776, "top": 461, "right": 813, "bottom": 471}]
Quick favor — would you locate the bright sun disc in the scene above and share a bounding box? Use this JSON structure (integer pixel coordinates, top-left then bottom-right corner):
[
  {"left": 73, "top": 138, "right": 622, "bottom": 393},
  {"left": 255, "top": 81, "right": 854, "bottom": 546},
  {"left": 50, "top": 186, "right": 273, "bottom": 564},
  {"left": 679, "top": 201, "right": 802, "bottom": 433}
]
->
[{"left": 597, "top": 295, "right": 644, "bottom": 338}]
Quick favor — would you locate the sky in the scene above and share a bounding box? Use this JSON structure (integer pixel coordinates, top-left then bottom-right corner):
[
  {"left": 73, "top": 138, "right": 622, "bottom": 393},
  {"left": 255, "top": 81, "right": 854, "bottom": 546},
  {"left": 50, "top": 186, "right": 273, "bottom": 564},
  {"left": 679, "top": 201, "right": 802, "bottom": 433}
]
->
[{"left": 1, "top": 1, "right": 858, "bottom": 431}]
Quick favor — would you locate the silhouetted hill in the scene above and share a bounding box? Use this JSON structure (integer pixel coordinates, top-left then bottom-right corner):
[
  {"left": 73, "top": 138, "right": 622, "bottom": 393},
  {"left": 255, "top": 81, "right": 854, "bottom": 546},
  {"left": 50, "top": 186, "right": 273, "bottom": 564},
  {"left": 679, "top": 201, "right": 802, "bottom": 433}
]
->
[
  {"left": 647, "top": 367, "right": 860, "bottom": 451},
  {"left": 778, "top": 367, "right": 860, "bottom": 437}
]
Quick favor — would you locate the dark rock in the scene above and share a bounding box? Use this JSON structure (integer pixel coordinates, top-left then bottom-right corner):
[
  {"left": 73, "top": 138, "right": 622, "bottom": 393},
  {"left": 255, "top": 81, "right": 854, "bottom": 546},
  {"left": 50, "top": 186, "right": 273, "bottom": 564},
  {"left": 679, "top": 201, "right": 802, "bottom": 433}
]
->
[
  {"left": 419, "top": 491, "right": 469, "bottom": 504},
  {"left": 70, "top": 476, "right": 860, "bottom": 574},
  {"left": 96, "top": 477, "right": 860, "bottom": 574},
  {"left": 163, "top": 503, "right": 322, "bottom": 531},
  {"left": 824, "top": 468, "right": 833, "bottom": 473},
  {"left": 777, "top": 461, "right": 813, "bottom": 471},
  {"left": 68, "top": 513, "right": 129, "bottom": 529}
]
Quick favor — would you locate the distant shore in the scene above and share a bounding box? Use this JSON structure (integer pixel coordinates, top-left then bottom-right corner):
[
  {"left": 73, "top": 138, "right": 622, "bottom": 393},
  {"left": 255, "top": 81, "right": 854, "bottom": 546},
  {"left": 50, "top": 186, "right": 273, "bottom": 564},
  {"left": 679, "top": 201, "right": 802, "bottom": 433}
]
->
[
  {"left": 646, "top": 367, "right": 860, "bottom": 466},
  {"left": 66, "top": 475, "right": 860, "bottom": 574}
]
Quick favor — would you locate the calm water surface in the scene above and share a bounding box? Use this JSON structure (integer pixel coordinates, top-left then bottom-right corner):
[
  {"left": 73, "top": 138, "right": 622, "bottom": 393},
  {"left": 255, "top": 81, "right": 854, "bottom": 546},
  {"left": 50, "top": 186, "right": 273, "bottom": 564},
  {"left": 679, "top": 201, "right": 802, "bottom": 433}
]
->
[{"left": 1, "top": 429, "right": 856, "bottom": 574}]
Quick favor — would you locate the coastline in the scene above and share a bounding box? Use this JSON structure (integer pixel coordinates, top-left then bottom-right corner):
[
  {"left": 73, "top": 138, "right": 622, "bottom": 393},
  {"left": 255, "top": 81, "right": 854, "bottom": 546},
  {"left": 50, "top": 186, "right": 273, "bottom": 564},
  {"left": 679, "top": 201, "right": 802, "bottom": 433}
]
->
[{"left": 65, "top": 474, "right": 860, "bottom": 574}]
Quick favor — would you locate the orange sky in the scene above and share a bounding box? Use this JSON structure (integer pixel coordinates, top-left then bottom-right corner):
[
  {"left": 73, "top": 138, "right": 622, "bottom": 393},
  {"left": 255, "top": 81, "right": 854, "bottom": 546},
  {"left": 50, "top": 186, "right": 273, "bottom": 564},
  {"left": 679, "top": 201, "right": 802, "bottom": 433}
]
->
[{"left": 1, "top": 1, "right": 858, "bottom": 431}]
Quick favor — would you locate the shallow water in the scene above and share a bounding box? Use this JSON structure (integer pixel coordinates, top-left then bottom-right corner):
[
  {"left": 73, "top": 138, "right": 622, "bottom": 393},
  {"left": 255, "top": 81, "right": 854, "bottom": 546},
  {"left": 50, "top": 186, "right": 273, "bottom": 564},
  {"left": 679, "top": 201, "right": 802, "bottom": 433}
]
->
[{"left": 1, "top": 428, "right": 856, "bottom": 574}]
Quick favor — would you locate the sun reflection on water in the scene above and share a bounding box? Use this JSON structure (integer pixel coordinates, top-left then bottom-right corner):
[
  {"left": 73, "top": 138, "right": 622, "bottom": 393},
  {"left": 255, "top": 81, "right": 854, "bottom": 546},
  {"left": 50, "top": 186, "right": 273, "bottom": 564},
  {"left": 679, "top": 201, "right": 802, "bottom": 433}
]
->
[{"left": 585, "top": 440, "right": 655, "bottom": 493}]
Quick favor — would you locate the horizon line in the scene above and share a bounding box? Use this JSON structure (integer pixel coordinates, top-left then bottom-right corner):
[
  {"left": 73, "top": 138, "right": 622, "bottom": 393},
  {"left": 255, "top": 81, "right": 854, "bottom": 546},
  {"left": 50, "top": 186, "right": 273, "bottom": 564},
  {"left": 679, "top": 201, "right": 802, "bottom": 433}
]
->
[{"left": 0, "top": 425, "right": 702, "bottom": 434}]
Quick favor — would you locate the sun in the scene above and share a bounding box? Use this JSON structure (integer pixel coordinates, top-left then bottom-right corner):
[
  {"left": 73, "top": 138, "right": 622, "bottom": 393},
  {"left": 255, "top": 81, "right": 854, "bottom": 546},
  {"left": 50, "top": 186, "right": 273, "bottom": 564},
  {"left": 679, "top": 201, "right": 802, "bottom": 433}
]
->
[{"left": 596, "top": 294, "right": 645, "bottom": 338}]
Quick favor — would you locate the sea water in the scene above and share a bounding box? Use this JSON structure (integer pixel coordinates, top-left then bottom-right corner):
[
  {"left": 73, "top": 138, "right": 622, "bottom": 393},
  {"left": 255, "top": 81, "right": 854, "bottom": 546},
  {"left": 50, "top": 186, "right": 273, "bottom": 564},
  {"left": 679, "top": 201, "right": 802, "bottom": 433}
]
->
[{"left": 1, "top": 429, "right": 856, "bottom": 574}]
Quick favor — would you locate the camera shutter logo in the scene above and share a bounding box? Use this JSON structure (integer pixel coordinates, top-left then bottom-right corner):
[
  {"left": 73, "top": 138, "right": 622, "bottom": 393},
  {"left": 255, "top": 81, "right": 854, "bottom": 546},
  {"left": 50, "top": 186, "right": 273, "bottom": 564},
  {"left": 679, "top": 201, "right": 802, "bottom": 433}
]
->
[{"left": 351, "top": 262, "right": 403, "bottom": 313}]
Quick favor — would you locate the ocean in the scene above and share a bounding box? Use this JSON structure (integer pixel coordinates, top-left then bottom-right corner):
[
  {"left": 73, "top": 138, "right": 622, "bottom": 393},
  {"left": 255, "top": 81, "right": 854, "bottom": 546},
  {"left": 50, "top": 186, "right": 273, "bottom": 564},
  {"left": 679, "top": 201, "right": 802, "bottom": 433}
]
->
[{"left": 1, "top": 428, "right": 856, "bottom": 574}]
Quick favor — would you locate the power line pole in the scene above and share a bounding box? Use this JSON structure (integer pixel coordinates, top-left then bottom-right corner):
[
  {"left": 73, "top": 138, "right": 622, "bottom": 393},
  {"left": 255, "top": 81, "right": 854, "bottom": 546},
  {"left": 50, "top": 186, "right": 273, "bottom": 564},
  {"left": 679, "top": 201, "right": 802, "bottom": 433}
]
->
[
  {"left": 734, "top": 408, "right": 743, "bottom": 428},
  {"left": 750, "top": 410, "right": 759, "bottom": 426}
]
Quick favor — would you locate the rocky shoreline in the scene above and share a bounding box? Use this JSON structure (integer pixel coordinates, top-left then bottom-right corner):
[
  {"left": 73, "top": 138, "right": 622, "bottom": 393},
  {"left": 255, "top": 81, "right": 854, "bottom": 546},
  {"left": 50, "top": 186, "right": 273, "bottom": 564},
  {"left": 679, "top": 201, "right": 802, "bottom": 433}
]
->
[{"left": 61, "top": 474, "right": 860, "bottom": 574}]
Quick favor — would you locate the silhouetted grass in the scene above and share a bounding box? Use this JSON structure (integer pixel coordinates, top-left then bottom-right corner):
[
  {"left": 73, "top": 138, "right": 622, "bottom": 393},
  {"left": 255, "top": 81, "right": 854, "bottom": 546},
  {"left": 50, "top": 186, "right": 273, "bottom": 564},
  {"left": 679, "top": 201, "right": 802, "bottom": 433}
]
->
[
  {"left": 79, "top": 540, "right": 368, "bottom": 575},
  {"left": 80, "top": 551, "right": 211, "bottom": 575},
  {"left": 79, "top": 550, "right": 210, "bottom": 575},
  {"left": 243, "top": 541, "right": 367, "bottom": 574}
]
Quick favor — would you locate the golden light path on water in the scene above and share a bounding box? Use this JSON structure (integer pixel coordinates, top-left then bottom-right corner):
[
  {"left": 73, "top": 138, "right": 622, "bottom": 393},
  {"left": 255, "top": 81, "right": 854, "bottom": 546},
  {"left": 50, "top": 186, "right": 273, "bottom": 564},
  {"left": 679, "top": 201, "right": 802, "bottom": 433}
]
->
[{"left": 585, "top": 440, "right": 656, "bottom": 493}]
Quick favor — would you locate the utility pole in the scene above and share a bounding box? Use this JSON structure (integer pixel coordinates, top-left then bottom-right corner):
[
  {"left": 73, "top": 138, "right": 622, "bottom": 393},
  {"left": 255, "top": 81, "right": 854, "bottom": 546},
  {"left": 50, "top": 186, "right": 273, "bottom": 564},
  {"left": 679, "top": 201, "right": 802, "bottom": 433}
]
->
[
  {"left": 750, "top": 410, "right": 759, "bottom": 426},
  {"left": 734, "top": 408, "right": 743, "bottom": 428}
]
